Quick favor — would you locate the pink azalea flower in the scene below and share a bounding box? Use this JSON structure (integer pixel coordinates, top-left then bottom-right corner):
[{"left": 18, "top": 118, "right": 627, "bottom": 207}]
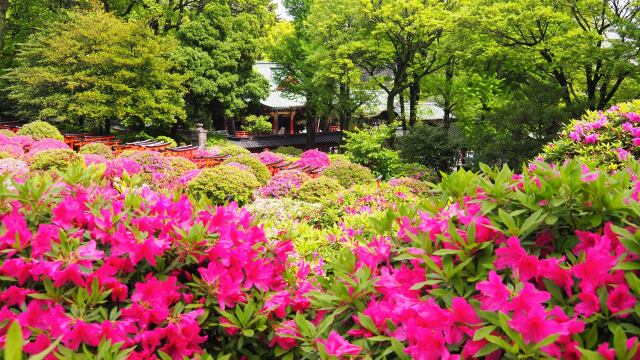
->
[
  {"left": 576, "top": 291, "right": 601, "bottom": 317},
  {"left": 494, "top": 237, "right": 540, "bottom": 281},
  {"left": 270, "top": 320, "right": 300, "bottom": 350},
  {"left": 317, "top": 331, "right": 361, "bottom": 358},
  {"left": 607, "top": 285, "right": 637, "bottom": 318},
  {"left": 569, "top": 131, "right": 581, "bottom": 142},
  {"left": 509, "top": 306, "right": 565, "bottom": 344},
  {"left": 584, "top": 133, "right": 599, "bottom": 144},
  {"left": 510, "top": 283, "right": 551, "bottom": 315},
  {"left": 476, "top": 271, "right": 511, "bottom": 312}
]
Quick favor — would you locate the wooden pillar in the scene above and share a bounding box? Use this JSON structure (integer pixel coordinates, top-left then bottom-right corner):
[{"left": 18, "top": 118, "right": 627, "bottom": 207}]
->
[
  {"left": 273, "top": 113, "right": 279, "bottom": 134},
  {"left": 289, "top": 111, "right": 295, "bottom": 135}
]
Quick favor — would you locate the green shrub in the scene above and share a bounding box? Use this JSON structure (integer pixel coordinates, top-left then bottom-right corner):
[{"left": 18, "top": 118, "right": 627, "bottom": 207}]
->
[
  {"left": 327, "top": 153, "right": 351, "bottom": 164},
  {"left": 0, "top": 152, "right": 13, "bottom": 159},
  {"left": 394, "top": 162, "right": 437, "bottom": 182},
  {"left": 389, "top": 177, "right": 431, "bottom": 195},
  {"left": 222, "top": 154, "right": 271, "bottom": 184},
  {"left": 397, "top": 125, "right": 463, "bottom": 173},
  {"left": 30, "top": 149, "right": 82, "bottom": 171},
  {"left": 17, "top": 121, "right": 64, "bottom": 140},
  {"left": 273, "top": 146, "right": 302, "bottom": 157},
  {"left": 241, "top": 115, "right": 272, "bottom": 135},
  {"left": 294, "top": 176, "right": 344, "bottom": 203},
  {"left": 322, "top": 161, "right": 375, "bottom": 188},
  {"left": 167, "top": 156, "right": 197, "bottom": 177},
  {"left": 186, "top": 165, "right": 260, "bottom": 206},
  {"left": 0, "top": 129, "right": 15, "bottom": 137},
  {"left": 78, "top": 142, "right": 114, "bottom": 159},
  {"left": 155, "top": 136, "right": 177, "bottom": 148},
  {"left": 216, "top": 143, "right": 251, "bottom": 157},
  {"left": 207, "top": 133, "right": 229, "bottom": 147},
  {"left": 343, "top": 123, "right": 401, "bottom": 179}
]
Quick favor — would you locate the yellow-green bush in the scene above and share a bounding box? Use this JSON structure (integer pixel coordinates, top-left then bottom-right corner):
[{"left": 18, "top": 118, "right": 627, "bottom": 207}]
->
[
  {"left": 30, "top": 149, "right": 82, "bottom": 171},
  {"left": 79, "top": 142, "right": 113, "bottom": 159},
  {"left": 17, "top": 121, "right": 64, "bottom": 140},
  {"left": 222, "top": 154, "right": 271, "bottom": 184},
  {"left": 186, "top": 165, "right": 260, "bottom": 206},
  {"left": 322, "top": 161, "right": 375, "bottom": 188},
  {"left": 294, "top": 176, "right": 344, "bottom": 204}
]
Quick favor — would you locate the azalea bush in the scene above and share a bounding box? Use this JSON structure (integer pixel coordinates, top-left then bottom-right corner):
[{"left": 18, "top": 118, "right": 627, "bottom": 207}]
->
[
  {"left": 222, "top": 155, "right": 272, "bottom": 185},
  {"left": 542, "top": 100, "right": 640, "bottom": 171},
  {"left": 186, "top": 165, "right": 260, "bottom": 206},
  {"left": 259, "top": 170, "right": 311, "bottom": 198},
  {"left": 322, "top": 161, "right": 375, "bottom": 188},
  {"left": 294, "top": 176, "right": 344, "bottom": 204},
  {"left": 29, "top": 149, "right": 82, "bottom": 171},
  {"left": 78, "top": 142, "right": 114, "bottom": 159},
  {"left": 296, "top": 149, "right": 331, "bottom": 170},
  {"left": 0, "top": 170, "right": 308, "bottom": 359},
  {"left": 16, "top": 120, "right": 64, "bottom": 140}
]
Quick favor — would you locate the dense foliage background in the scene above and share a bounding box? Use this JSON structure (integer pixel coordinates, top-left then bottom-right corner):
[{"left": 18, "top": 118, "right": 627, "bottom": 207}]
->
[{"left": 0, "top": 0, "right": 639, "bottom": 165}]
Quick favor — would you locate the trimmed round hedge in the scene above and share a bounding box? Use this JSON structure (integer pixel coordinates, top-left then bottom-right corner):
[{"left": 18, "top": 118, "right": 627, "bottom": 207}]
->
[
  {"left": 273, "top": 146, "right": 303, "bottom": 157},
  {"left": 222, "top": 154, "right": 271, "bottom": 185},
  {"left": 167, "top": 156, "right": 197, "bottom": 178},
  {"left": 156, "top": 136, "right": 177, "bottom": 148},
  {"left": 79, "top": 142, "right": 114, "bottom": 159},
  {"left": 186, "top": 165, "right": 260, "bottom": 206},
  {"left": 0, "top": 129, "right": 15, "bottom": 138},
  {"left": 322, "top": 160, "right": 375, "bottom": 188},
  {"left": 294, "top": 176, "right": 344, "bottom": 204},
  {"left": 17, "top": 121, "right": 64, "bottom": 140},
  {"left": 394, "top": 162, "right": 437, "bottom": 182},
  {"left": 216, "top": 143, "right": 251, "bottom": 157},
  {"left": 30, "top": 149, "right": 82, "bottom": 171}
]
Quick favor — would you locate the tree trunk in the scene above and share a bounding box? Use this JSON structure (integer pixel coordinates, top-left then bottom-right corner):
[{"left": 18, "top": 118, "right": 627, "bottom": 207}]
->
[
  {"left": 0, "top": 0, "right": 8, "bottom": 52},
  {"left": 443, "top": 62, "right": 454, "bottom": 128},
  {"left": 409, "top": 82, "right": 420, "bottom": 127},
  {"left": 339, "top": 83, "right": 347, "bottom": 130},
  {"left": 399, "top": 91, "right": 407, "bottom": 130},
  {"left": 104, "top": 118, "right": 111, "bottom": 135},
  {"left": 386, "top": 92, "right": 396, "bottom": 124},
  {"left": 306, "top": 110, "right": 316, "bottom": 149}
]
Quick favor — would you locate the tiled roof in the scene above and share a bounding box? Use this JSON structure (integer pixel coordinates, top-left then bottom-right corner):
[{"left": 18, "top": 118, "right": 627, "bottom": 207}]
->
[
  {"left": 228, "top": 132, "right": 343, "bottom": 150},
  {"left": 254, "top": 62, "right": 306, "bottom": 110}
]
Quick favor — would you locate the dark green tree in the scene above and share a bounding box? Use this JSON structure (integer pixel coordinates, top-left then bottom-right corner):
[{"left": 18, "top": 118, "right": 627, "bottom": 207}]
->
[{"left": 175, "top": 0, "right": 273, "bottom": 130}]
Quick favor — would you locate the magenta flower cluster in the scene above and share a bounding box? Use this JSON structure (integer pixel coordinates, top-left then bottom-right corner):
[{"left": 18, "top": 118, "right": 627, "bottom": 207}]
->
[
  {"left": 295, "top": 149, "right": 330, "bottom": 170},
  {"left": 258, "top": 170, "right": 310, "bottom": 198},
  {"left": 0, "top": 181, "right": 311, "bottom": 359},
  {"left": 253, "top": 151, "right": 285, "bottom": 165}
]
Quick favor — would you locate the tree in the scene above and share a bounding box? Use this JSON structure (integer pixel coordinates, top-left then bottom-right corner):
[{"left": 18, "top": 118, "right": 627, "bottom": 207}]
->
[
  {"left": 352, "top": 0, "right": 451, "bottom": 124},
  {"left": 462, "top": 0, "right": 640, "bottom": 111},
  {"left": 4, "top": 11, "right": 186, "bottom": 134},
  {"left": 398, "top": 124, "right": 463, "bottom": 172},
  {"left": 175, "top": 0, "right": 273, "bottom": 130}
]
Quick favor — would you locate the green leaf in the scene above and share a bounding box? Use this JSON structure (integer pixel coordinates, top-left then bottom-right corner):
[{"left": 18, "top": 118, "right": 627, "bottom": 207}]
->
[
  {"left": 358, "top": 314, "right": 379, "bottom": 335},
  {"left": 5, "top": 321, "right": 23, "bottom": 360},
  {"left": 473, "top": 325, "right": 496, "bottom": 341},
  {"left": 475, "top": 342, "right": 501, "bottom": 357},
  {"left": 613, "top": 325, "right": 627, "bottom": 360},
  {"left": 530, "top": 334, "right": 560, "bottom": 352},
  {"left": 29, "top": 336, "right": 62, "bottom": 360}
]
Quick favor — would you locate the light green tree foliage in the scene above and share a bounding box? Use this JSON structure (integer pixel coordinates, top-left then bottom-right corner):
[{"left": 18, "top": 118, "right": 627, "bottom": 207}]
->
[
  {"left": 461, "top": 0, "right": 640, "bottom": 111},
  {"left": 343, "top": 123, "right": 401, "bottom": 179},
  {"left": 303, "top": 0, "right": 377, "bottom": 130},
  {"left": 175, "top": 0, "right": 273, "bottom": 128},
  {"left": 4, "top": 11, "right": 186, "bottom": 134},
  {"left": 352, "top": 0, "right": 452, "bottom": 124}
]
